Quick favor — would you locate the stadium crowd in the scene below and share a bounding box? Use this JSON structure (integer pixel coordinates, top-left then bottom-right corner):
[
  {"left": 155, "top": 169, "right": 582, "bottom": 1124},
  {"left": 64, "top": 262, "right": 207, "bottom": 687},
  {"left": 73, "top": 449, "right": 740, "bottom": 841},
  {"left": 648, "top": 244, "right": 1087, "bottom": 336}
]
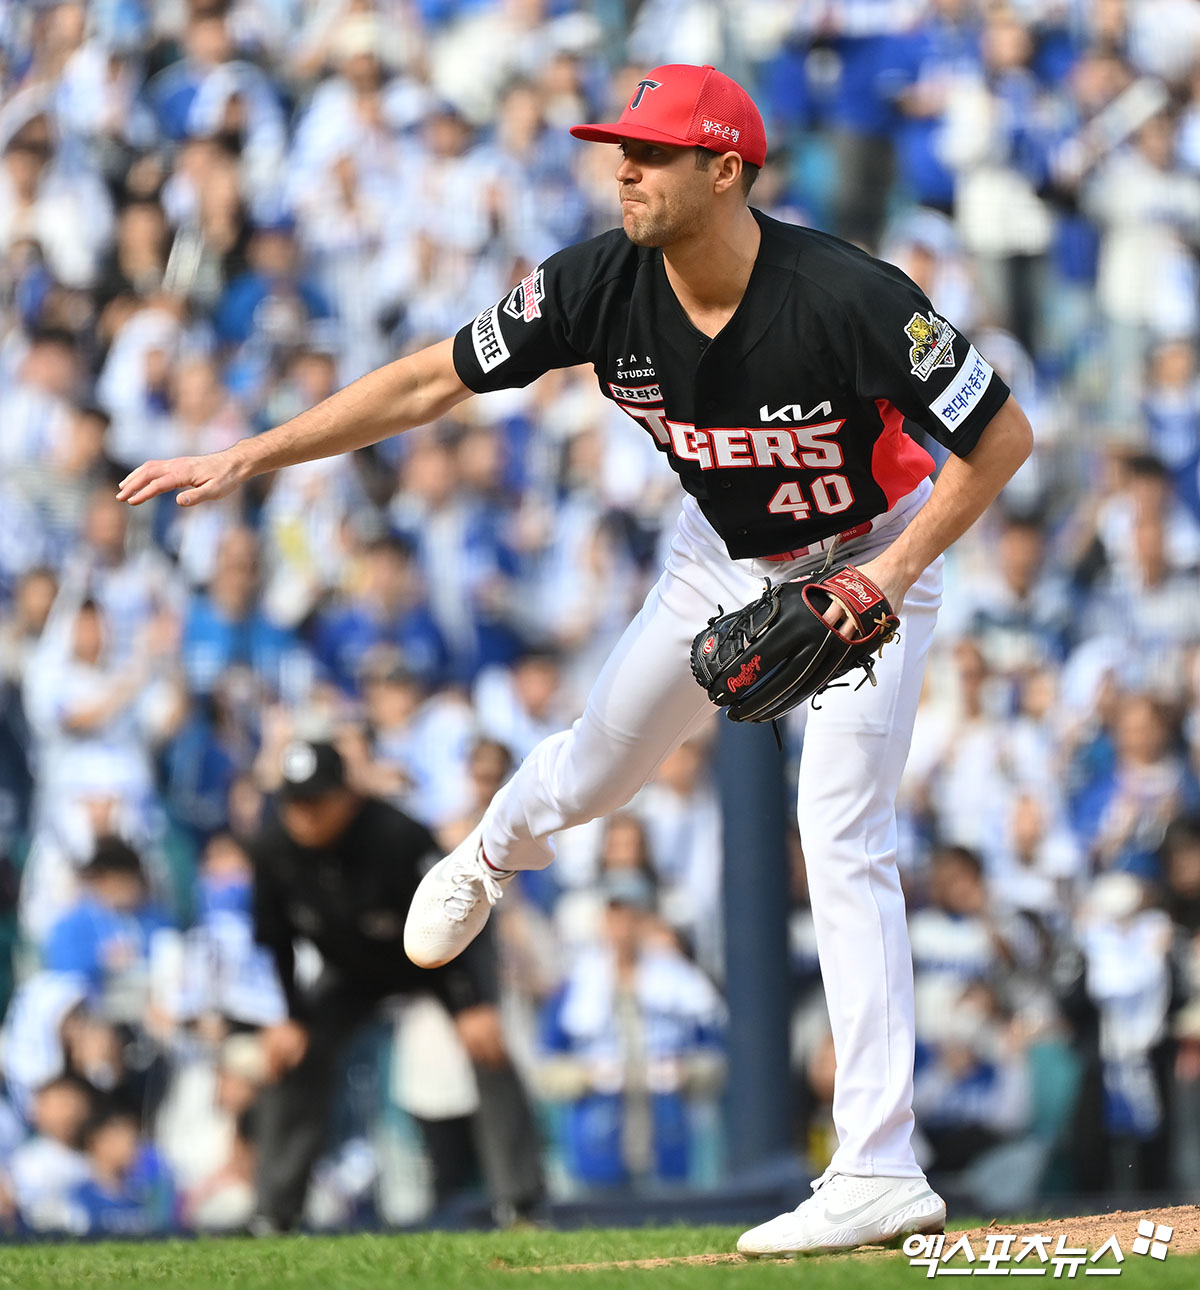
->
[{"left": 2, "top": 0, "right": 1200, "bottom": 1235}]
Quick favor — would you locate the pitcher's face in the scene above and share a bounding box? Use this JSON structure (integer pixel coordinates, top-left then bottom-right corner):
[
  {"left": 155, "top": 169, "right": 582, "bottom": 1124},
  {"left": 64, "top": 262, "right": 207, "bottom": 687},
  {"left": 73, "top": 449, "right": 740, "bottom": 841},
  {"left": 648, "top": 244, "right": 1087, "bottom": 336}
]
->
[{"left": 615, "top": 140, "right": 715, "bottom": 248}]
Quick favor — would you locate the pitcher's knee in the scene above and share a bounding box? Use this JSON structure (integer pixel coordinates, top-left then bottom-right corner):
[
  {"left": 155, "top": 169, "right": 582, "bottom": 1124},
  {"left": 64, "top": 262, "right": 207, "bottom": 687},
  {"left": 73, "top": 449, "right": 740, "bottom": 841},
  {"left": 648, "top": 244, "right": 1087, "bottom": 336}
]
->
[
  {"left": 546, "top": 744, "right": 646, "bottom": 828},
  {"left": 555, "top": 770, "right": 644, "bottom": 828}
]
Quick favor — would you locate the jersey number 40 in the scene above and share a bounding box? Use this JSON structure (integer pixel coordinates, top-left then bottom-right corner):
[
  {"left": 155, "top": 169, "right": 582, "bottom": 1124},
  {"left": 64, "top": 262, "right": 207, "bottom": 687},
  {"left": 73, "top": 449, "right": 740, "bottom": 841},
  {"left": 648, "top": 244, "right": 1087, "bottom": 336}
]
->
[{"left": 767, "top": 476, "right": 854, "bottom": 521}]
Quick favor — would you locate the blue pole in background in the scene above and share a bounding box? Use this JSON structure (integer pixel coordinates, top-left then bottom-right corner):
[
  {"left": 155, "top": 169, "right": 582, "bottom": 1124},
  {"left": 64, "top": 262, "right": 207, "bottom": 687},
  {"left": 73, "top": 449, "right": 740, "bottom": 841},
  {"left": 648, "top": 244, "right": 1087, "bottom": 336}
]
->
[{"left": 716, "top": 717, "right": 794, "bottom": 1173}]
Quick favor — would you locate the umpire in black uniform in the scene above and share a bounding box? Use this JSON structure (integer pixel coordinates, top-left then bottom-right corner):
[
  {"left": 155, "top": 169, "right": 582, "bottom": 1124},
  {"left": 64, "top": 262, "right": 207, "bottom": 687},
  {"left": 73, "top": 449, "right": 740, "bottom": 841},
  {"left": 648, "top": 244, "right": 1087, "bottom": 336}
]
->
[{"left": 249, "top": 739, "right": 543, "bottom": 1230}]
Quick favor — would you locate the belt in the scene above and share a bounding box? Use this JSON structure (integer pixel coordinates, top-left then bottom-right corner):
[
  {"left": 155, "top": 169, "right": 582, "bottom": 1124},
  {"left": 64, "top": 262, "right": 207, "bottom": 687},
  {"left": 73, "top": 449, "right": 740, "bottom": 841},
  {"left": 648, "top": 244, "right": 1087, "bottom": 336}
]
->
[{"left": 760, "top": 520, "right": 874, "bottom": 563}]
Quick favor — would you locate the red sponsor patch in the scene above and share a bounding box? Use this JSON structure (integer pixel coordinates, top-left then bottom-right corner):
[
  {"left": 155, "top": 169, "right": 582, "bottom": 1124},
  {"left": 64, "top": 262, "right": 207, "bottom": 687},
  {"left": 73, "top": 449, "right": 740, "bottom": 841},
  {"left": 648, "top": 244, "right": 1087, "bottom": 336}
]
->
[{"left": 727, "top": 654, "right": 762, "bottom": 693}]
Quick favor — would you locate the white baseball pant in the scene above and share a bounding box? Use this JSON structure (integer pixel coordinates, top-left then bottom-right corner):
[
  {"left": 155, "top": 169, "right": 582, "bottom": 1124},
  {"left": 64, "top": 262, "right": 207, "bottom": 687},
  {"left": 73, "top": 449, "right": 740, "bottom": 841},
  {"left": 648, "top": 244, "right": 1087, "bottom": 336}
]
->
[{"left": 481, "top": 480, "right": 941, "bottom": 1178}]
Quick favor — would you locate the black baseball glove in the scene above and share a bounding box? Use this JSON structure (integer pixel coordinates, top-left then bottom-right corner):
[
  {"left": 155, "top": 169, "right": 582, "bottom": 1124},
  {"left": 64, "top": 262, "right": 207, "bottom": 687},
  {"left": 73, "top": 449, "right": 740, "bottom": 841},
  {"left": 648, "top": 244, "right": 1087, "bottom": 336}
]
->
[{"left": 689, "top": 565, "right": 900, "bottom": 724}]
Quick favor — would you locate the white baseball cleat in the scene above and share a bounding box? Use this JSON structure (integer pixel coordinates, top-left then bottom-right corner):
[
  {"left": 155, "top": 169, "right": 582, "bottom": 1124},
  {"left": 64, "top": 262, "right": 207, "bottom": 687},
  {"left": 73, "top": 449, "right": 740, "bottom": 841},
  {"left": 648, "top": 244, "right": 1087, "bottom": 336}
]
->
[
  {"left": 404, "top": 824, "right": 514, "bottom": 968},
  {"left": 736, "top": 1171, "right": 946, "bottom": 1258}
]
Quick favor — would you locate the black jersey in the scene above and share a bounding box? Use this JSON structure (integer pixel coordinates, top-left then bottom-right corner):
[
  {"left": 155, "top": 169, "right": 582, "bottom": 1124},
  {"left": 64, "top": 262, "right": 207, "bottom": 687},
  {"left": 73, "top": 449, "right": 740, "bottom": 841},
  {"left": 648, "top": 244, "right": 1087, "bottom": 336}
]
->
[
  {"left": 453, "top": 210, "right": 1011, "bottom": 560},
  {"left": 251, "top": 797, "right": 494, "bottom": 1018}
]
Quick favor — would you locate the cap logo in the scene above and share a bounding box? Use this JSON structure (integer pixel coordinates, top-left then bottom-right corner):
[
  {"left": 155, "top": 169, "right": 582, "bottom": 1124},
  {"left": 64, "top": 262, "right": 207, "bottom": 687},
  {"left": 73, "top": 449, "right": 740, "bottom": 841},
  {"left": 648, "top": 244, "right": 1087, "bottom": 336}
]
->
[
  {"left": 630, "top": 79, "right": 661, "bottom": 110},
  {"left": 281, "top": 741, "right": 317, "bottom": 784}
]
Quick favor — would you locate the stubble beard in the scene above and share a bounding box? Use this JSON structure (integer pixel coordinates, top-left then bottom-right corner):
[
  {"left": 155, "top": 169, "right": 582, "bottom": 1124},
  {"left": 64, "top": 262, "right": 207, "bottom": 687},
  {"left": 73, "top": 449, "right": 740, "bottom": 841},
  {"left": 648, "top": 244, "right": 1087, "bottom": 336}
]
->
[
  {"left": 621, "top": 192, "right": 704, "bottom": 249},
  {"left": 623, "top": 210, "right": 666, "bottom": 247}
]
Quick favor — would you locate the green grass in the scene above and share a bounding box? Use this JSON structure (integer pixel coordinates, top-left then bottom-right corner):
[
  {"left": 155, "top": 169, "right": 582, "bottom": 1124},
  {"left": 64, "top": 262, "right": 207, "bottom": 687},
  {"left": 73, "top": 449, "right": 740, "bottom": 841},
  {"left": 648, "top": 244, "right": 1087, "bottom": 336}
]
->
[{"left": 0, "top": 1227, "right": 1195, "bottom": 1290}]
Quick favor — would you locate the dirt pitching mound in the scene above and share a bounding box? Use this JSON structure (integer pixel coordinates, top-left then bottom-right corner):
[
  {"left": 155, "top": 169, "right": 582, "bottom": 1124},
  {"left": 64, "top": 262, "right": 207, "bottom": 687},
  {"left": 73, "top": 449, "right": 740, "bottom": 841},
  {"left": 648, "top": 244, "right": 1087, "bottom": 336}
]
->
[{"left": 503, "top": 1205, "right": 1200, "bottom": 1273}]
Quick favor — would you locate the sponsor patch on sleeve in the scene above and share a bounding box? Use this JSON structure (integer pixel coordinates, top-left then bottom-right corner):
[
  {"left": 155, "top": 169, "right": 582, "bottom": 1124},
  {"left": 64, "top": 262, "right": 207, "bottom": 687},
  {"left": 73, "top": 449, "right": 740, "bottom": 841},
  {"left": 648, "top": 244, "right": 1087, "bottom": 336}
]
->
[
  {"left": 471, "top": 304, "right": 510, "bottom": 373},
  {"left": 930, "top": 345, "right": 994, "bottom": 431}
]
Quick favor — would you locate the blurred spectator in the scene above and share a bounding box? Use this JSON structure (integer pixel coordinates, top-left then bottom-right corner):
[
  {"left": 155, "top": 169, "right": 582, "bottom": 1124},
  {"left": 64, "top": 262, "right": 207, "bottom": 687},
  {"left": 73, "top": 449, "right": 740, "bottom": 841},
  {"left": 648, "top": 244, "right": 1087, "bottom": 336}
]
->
[
  {"left": 390, "top": 431, "right": 526, "bottom": 680},
  {"left": 181, "top": 527, "right": 310, "bottom": 700},
  {"left": 1172, "top": 996, "right": 1200, "bottom": 1189},
  {"left": 6, "top": 1075, "right": 92, "bottom": 1233},
  {"left": 312, "top": 535, "right": 447, "bottom": 694},
  {"left": 955, "top": 513, "right": 1073, "bottom": 681},
  {"left": 912, "top": 980, "right": 1031, "bottom": 1174},
  {"left": 1084, "top": 505, "right": 1200, "bottom": 697},
  {"left": 0, "top": 566, "right": 52, "bottom": 862},
  {"left": 1162, "top": 814, "right": 1200, "bottom": 1183},
  {"left": 988, "top": 790, "right": 1084, "bottom": 928},
  {"left": 909, "top": 845, "right": 1005, "bottom": 1040},
  {"left": 69, "top": 1102, "right": 176, "bottom": 1237},
  {"left": 59, "top": 487, "right": 181, "bottom": 663},
  {"left": 0, "top": 566, "right": 56, "bottom": 685},
  {"left": 183, "top": 1092, "right": 257, "bottom": 1233},
  {"left": 42, "top": 836, "right": 171, "bottom": 1015},
  {"left": 475, "top": 645, "right": 572, "bottom": 761},
  {"left": 171, "top": 830, "right": 286, "bottom": 1031},
  {"left": 0, "top": 327, "right": 79, "bottom": 483},
  {"left": 800, "top": 2, "right": 914, "bottom": 252},
  {"left": 441, "top": 738, "right": 517, "bottom": 851},
  {"left": 95, "top": 198, "right": 169, "bottom": 309},
  {"left": 1142, "top": 340, "right": 1200, "bottom": 520},
  {"left": 1162, "top": 815, "right": 1200, "bottom": 934},
  {"left": 160, "top": 667, "right": 259, "bottom": 847},
  {"left": 538, "top": 870, "right": 725, "bottom": 1188},
  {"left": 20, "top": 590, "right": 183, "bottom": 932},
  {"left": 940, "top": 6, "right": 1054, "bottom": 350},
  {"left": 554, "top": 811, "right": 664, "bottom": 962},
  {"left": 145, "top": 9, "right": 279, "bottom": 169},
  {"left": 159, "top": 137, "right": 250, "bottom": 311},
  {"left": 1083, "top": 111, "right": 1200, "bottom": 419},
  {"left": 0, "top": 973, "right": 89, "bottom": 1116},
  {"left": 892, "top": 0, "right": 982, "bottom": 216},
  {"left": 631, "top": 736, "right": 723, "bottom": 979},
  {"left": 905, "top": 640, "right": 1013, "bottom": 855},
  {"left": 0, "top": 111, "right": 114, "bottom": 288},
  {"left": 357, "top": 653, "right": 476, "bottom": 828},
  {"left": 1074, "top": 873, "right": 1176, "bottom": 1190},
  {"left": 1072, "top": 693, "right": 1200, "bottom": 877},
  {"left": 212, "top": 214, "right": 331, "bottom": 350}
]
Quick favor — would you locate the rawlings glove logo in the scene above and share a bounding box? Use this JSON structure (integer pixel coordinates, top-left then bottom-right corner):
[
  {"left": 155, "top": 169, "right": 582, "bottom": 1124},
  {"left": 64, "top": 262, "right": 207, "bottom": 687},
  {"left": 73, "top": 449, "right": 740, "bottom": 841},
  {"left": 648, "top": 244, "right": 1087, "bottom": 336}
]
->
[
  {"left": 726, "top": 654, "right": 762, "bottom": 692},
  {"left": 826, "top": 569, "right": 881, "bottom": 610}
]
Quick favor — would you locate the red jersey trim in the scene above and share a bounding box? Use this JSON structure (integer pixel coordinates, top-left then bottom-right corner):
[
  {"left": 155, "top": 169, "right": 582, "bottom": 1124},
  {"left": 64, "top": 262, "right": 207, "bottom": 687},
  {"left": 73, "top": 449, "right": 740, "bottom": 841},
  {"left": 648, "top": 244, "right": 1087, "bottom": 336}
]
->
[{"left": 872, "top": 398, "right": 935, "bottom": 511}]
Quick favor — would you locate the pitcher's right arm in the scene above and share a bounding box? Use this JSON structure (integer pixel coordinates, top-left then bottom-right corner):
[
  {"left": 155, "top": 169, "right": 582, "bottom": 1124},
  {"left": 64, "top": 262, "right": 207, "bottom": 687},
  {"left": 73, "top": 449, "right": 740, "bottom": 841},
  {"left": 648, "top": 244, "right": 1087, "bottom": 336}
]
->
[{"left": 117, "top": 337, "right": 471, "bottom": 508}]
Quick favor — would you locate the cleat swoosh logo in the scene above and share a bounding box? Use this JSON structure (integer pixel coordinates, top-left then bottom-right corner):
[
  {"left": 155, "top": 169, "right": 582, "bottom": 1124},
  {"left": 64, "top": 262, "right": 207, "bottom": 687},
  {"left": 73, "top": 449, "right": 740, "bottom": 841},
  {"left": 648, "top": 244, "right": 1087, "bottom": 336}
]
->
[{"left": 823, "top": 1189, "right": 936, "bottom": 1225}]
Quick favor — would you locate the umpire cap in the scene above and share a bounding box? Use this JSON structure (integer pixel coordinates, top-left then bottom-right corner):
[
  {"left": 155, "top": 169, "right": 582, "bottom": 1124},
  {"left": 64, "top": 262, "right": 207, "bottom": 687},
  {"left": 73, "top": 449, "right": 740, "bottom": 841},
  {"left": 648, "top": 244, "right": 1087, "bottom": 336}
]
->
[{"left": 278, "top": 739, "right": 347, "bottom": 802}]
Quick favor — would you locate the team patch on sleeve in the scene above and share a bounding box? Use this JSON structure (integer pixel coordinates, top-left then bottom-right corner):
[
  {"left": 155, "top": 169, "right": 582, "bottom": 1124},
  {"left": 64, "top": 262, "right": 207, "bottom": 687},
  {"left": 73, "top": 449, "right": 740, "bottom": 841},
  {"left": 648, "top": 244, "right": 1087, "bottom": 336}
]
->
[
  {"left": 904, "top": 311, "right": 956, "bottom": 380},
  {"left": 471, "top": 304, "right": 510, "bottom": 372},
  {"left": 930, "top": 346, "right": 994, "bottom": 431},
  {"left": 503, "top": 268, "right": 545, "bottom": 323}
]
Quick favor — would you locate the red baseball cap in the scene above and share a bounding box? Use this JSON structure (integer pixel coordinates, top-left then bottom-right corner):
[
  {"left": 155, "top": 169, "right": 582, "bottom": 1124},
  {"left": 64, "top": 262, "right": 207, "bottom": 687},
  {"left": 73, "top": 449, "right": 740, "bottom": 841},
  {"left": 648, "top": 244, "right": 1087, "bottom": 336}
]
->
[{"left": 571, "top": 64, "right": 767, "bottom": 168}]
